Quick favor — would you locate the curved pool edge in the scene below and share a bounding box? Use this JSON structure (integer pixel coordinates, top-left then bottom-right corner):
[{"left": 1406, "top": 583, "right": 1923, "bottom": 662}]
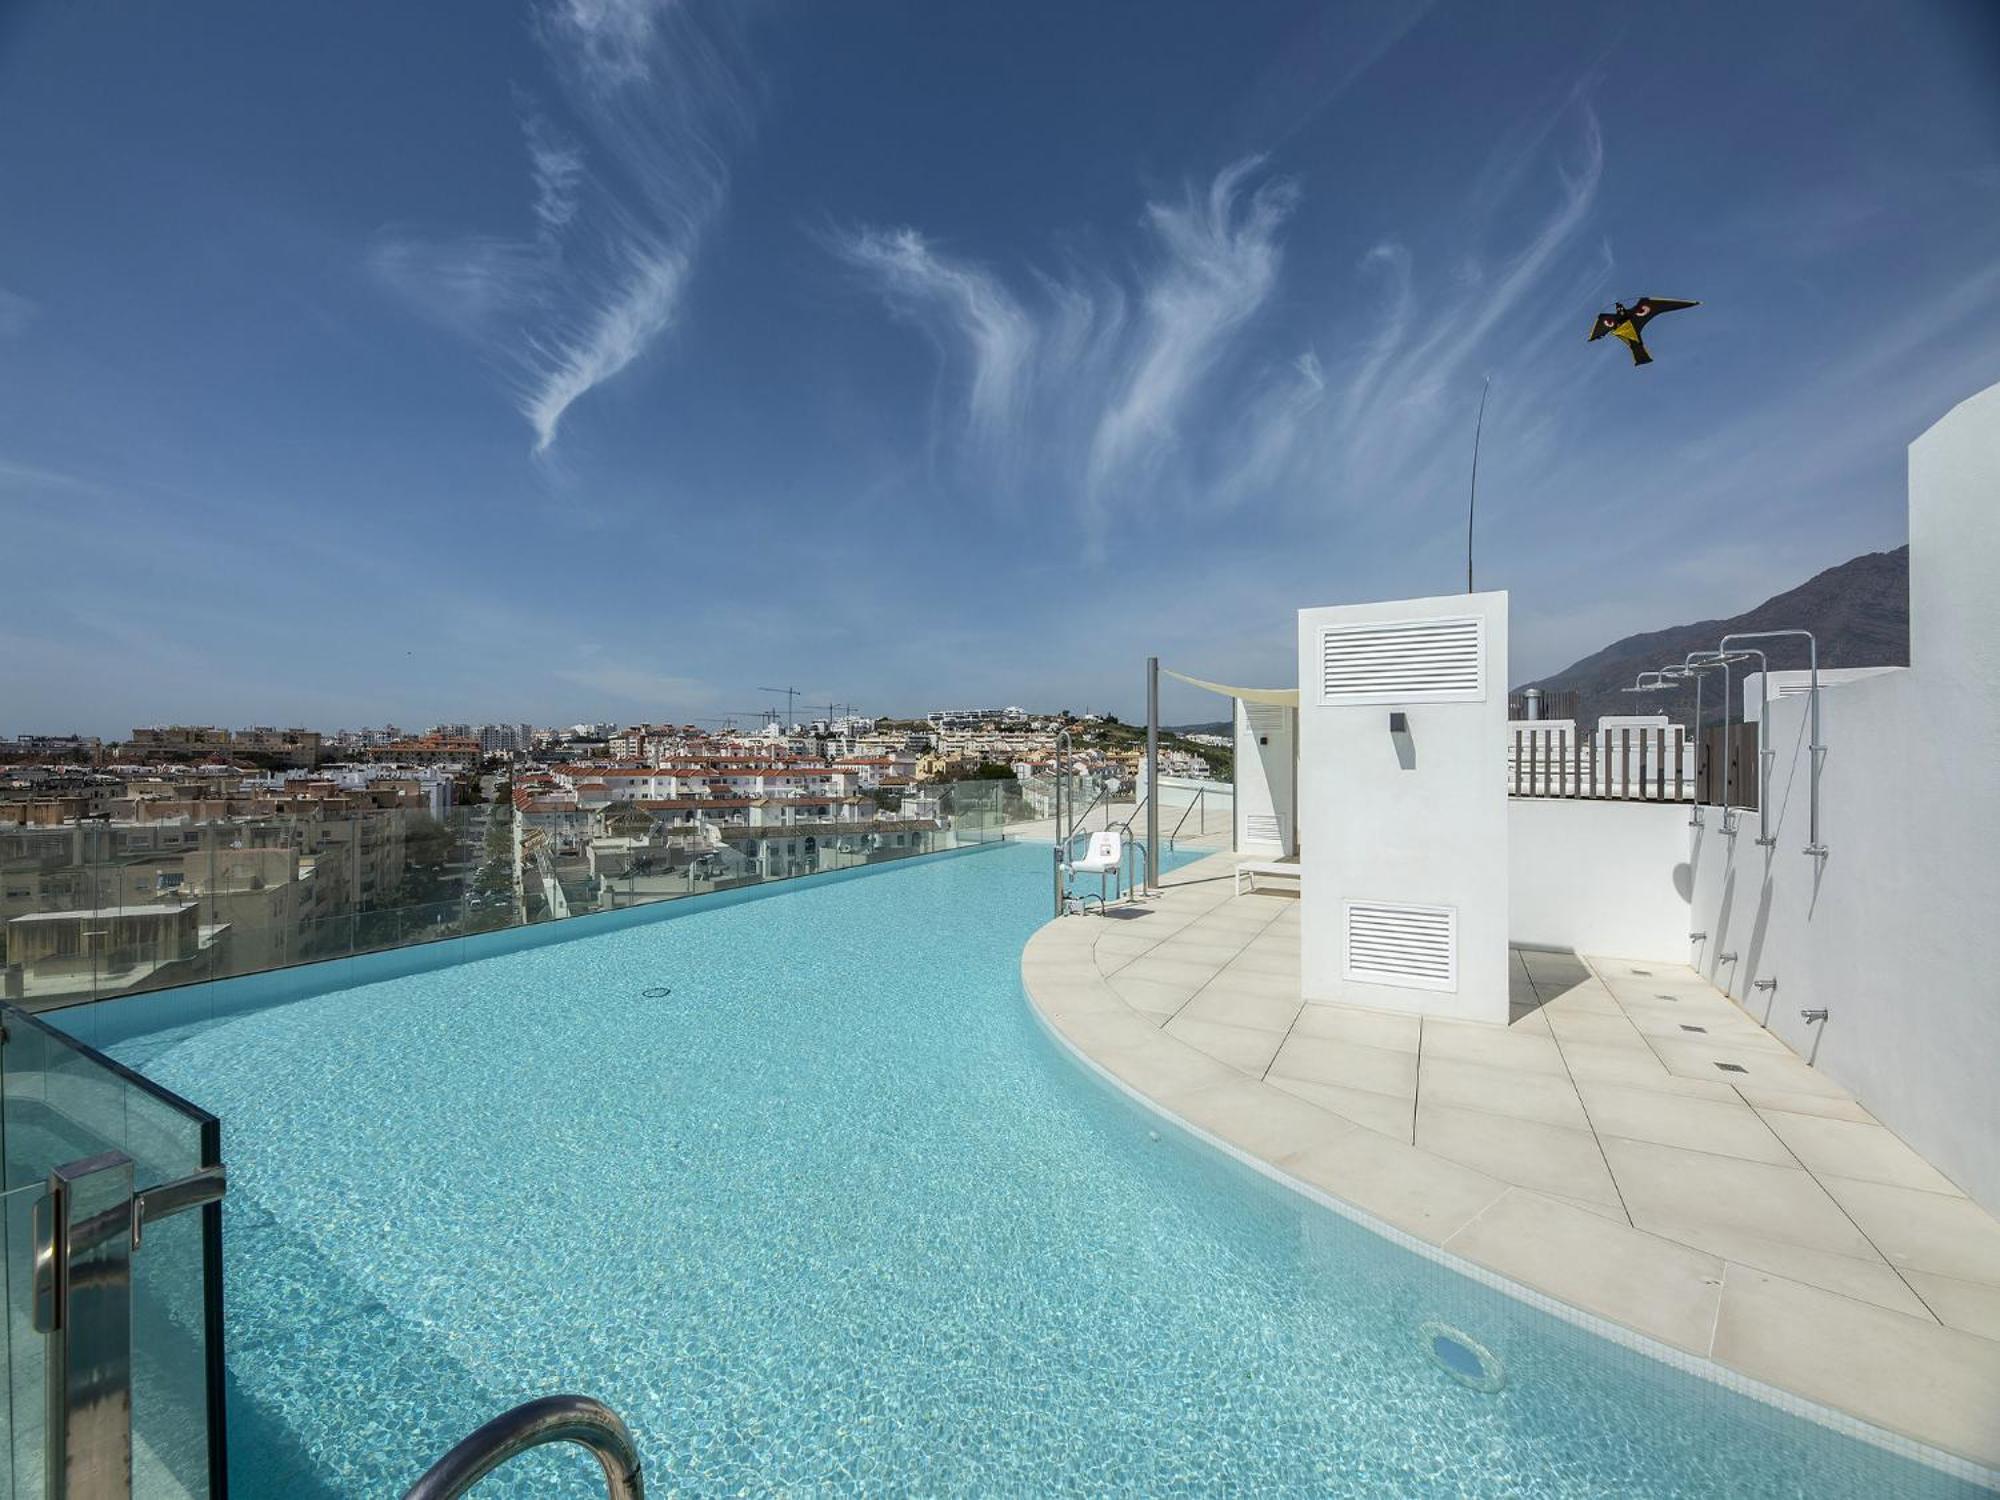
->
[{"left": 1018, "top": 879, "right": 2000, "bottom": 1491}]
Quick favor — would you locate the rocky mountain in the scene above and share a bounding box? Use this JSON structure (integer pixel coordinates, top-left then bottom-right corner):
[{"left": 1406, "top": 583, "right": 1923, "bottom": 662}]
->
[{"left": 1511, "top": 546, "right": 1909, "bottom": 730}]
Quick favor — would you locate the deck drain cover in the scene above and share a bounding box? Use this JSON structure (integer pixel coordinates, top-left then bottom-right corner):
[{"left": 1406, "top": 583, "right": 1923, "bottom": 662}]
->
[
  {"left": 642, "top": 986, "right": 673, "bottom": 998},
  {"left": 1419, "top": 1321, "right": 1506, "bottom": 1393},
  {"left": 1630, "top": 968, "right": 1652, "bottom": 976},
  {"left": 1715, "top": 1062, "right": 1748, "bottom": 1074},
  {"left": 1679, "top": 1024, "right": 1707, "bottom": 1033}
]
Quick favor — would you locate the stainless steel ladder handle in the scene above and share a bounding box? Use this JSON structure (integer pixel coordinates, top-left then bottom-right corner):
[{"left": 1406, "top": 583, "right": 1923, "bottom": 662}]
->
[{"left": 403, "top": 1395, "right": 644, "bottom": 1500}]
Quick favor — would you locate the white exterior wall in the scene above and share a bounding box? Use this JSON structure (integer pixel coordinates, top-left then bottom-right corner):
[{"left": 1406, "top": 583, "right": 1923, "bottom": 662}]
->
[
  {"left": 1685, "top": 382, "right": 2000, "bottom": 1210},
  {"left": 1741, "top": 667, "right": 1902, "bottom": 722},
  {"left": 1233, "top": 699, "right": 1296, "bottom": 855},
  {"left": 1297, "top": 591, "right": 1509, "bottom": 1023},
  {"left": 1510, "top": 799, "right": 1691, "bottom": 963}
]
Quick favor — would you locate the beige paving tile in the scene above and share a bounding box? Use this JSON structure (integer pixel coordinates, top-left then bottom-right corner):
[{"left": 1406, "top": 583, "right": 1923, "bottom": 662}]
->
[
  {"left": 1174, "top": 985, "right": 1302, "bottom": 1033},
  {"left": 1200, "top": 965, "right": 1303, "bottom": 1001},
  {"left": 1539, "top": 981, "right": 1624, "bottom": 1016},
  {"left": 1756, "top": 1109, "right": 1966, "bottom": 1195},
  {"left": 1288, "top": 1003, "right": 1421, "bottom": 1053},
  {"left": 1647, "top": 1036, "right": 1850, "bottom": 1098},
  {"left": 1265, "top": 1075, "right": 1415, "bottom": 1142},
  {"left": 1109, "top": 975, "right": 1203, "bottom": 1022},
  {"left": 1416, "top": 1102, "right": 1621, "bottom": 1206},
  {"left": 1509, "top": 1007, "right": 1553, "bottom": 1036},
  {"left": 1092, "top": 930, "right": 1164, "bottom": 959},
  {"left": 1712, "top": 1268, "right": 2000, "bottom": 1468},
  {"left": 1639, "top": 1215, "right": 1933, "bottom": 1318},
  {"left": 1162, "top": 1016, "right": 1287, "bottom": 1076},
  {"left": 1604, "top": 1137, "right": 1877, "bottom": 1259},
  {"left": 1144, "top": 939, "right": 1248, "bottom": 969},
  {"left": 1904, "top": 1270, "right": 2000, "bottom": 1341},
  {"left": 1624, "top": 1007, "right": 1785, "bottom": 1049},
  {"left": 1577, "top": 1083, "right": 1793, "bottom": 1165},
  {"left": 1544, "top": 1008, "right": 1649, "bottom": 1047},
  {"left": 1731, "top": 1085, "right": 1874, "bottom": 1123},
  {"left": 1419, "top": 1055, "right": 1590, "bottom": 1130},
  {"left": 1027, "top": 976, "right": 1129, "bottom": 1021},
  {"left": 1538, "top": 1188, "right": 1631, "bottom": 1224},
  {"left": 1558, "top": 1040, "right": 1741, "bottom": 1101},
  {"left": 1268, "top": 1033, "right": 1418, "bottom": 1098},
  {"left": 1158, "top": 1076, "right": 1358, "bottom": 1163},
  {"left": 1115, "top": 956, "right": 1218, "bottom": 991},
  {"left": 1093, "top": 1032, "right": 1241, "bottom": 1100},
  {"left": 1420, "top": 1018, "right": 1568, "bottom": 1076},
  {"left": 1222, "top": 946, "right": 1301, "bottom": 978},
  {"left": 1818, "top": 1175, "right": 2000, "bottom": 1286},
  {"left": 1047, "top": 1006, "right": 1167, "bottom": 1056},
  {"left": 1446, "top": 1189, "right": 1724, "bottom": 1353},
  {"left": 1279, "top": 1129, "right": 1509, "bottom": 1244}
]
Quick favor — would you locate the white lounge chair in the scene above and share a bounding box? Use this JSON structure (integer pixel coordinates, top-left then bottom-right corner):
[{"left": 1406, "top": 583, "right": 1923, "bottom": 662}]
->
[
  {"left": 1062, "top": 830, "right": 1124, "bottom": 909},
  {"left": 1235, "top": 859, "right": 1300, "bottom": 896}
]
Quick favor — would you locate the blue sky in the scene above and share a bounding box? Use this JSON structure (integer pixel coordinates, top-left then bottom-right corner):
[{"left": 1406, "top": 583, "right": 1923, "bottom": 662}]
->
[{"left": 2, "top": 0, "right": 1997, "bottom": 735}]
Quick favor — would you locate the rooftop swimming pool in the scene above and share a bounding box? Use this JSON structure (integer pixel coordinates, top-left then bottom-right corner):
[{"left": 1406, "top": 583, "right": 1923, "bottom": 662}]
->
[{"left": 99, "top": 840, "right": 1981, "bottom": 1496}]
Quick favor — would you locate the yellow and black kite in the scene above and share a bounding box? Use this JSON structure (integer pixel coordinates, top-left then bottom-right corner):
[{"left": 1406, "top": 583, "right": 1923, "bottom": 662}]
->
[{"left": 1588, "top": 297, "right": 1699, "bottom": 366}]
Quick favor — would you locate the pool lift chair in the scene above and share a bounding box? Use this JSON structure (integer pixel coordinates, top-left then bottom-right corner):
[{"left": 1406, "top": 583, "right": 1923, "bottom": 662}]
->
[{"left": 1061, "top": 829, "right": 1125, "bottom": 914}]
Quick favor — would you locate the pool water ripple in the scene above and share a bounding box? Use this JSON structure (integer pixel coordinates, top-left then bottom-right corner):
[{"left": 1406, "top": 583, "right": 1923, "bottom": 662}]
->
[{"left": 117, "top": 842, "right": 1983, "bottom": 1497}]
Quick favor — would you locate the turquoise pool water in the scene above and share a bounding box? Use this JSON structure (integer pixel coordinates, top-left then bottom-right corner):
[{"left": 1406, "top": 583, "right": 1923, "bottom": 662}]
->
[{"left": 106, "top": 841, "right": 1980, "bottom": 1497}]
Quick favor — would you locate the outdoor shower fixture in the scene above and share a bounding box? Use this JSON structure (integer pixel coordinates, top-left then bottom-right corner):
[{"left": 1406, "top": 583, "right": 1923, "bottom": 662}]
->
[
  {"left": 1684, "top": 650, "right": 1760, "bottom": 834},
  {"left": 1719, "top": 630, "right": 1826, "bottom": 857},
  {"left": 1628, "top": 658, "right": 1726, "bottom": 826}
]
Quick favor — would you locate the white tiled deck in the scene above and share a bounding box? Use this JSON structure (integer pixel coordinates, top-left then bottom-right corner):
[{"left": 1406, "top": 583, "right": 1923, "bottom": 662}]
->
[{"left": 1020, "top": 850, "right": 2000, "bottom": 1473}]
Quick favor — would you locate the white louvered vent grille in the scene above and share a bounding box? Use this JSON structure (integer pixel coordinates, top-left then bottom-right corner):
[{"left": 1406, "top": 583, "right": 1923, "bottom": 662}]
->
[
  {"left": 1343, "top": 901, "right": 1458, "bottom": 992},
  {"left": 1776, "top": 683, "right": 1815, "bottom": 699},
  {"left": 1318, "top": 617, "right": 1484, "bottom": 705},
  {"left": 1245, "top": 813, "right": 1282, "bottom": 846},
  {"left": 1245, "top": 703, "right": 1287, "bottom": 735}
]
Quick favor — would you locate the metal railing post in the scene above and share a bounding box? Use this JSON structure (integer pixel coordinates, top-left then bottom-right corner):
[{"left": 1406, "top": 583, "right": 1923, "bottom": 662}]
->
[{"left": 1145, "top": 658, "right": 1160, "bottom": 892}]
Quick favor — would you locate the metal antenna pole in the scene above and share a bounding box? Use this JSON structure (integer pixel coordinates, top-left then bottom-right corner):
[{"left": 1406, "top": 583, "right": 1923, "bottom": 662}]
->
[{"left": 1466, "top": 375, "right": 1491, "bottom": 594}]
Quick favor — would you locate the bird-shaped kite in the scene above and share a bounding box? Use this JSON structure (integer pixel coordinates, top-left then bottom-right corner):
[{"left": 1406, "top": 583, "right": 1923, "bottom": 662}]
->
[{"left": 1588, "top": 296, "right": 1699, "bottom": 366}]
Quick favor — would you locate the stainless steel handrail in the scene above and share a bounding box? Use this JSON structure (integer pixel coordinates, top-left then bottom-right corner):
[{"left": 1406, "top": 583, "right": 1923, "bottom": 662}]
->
[
  {"left": 402, "top": 1395, "right": 644, "bottom": 1500},
  {"left": 1165, "top": 785, "right": 1213, "bottom": 848}
]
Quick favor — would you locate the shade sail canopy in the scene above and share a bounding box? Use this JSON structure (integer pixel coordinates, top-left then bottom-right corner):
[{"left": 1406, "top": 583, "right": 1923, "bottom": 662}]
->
[{"left": 1163, "top": 668, "right": 1299, "bottom": 707}]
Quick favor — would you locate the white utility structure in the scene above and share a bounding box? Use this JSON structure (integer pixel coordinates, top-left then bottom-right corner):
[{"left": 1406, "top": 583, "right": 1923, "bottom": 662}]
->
[{"left": 1296, "top": 590, "right": 1510, "bottom": 1023}]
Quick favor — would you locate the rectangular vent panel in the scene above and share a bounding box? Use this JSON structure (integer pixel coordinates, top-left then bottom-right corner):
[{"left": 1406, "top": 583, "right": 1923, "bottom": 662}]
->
[
  {"left": 1245, "top": 703, "right": 1288, "bottom": 735},
  {"left": 1343, "top": 901, "right": 1457, "bottom": 992},
  {"left": 1245, "top": 813, "right": 1282, "bottom": 846},
  {"left": 1318, "top": 617, "right": 1485, "bottom": 705}
]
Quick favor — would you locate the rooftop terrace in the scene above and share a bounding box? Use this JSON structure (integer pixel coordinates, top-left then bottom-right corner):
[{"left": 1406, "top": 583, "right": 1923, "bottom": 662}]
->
[{"left": 1022, "top": 852, "right": 2000, "bottom": 1476}]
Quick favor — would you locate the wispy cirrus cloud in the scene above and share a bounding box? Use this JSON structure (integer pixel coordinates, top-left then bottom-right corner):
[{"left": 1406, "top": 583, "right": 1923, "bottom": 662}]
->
[
  {"left": 832, "top": 111, "right": 1608, "bottom": 537},
  {"left": 829, "top": 156, "right": 1298, "bottom": 533},
  {"left": 369, "top": 0, "right": 756, "bottom": 455}
]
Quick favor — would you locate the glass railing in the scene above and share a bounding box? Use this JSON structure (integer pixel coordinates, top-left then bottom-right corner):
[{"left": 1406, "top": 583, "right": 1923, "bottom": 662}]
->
[
  {"left": 1, "top": 780, "right": 1063, "bottom": 1013},
  {"left": 1, "top": 1001, "right": 224, "bottom": 1496}
]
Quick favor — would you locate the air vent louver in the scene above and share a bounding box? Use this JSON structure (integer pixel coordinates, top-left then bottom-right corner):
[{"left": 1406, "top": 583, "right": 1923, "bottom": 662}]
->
[
  {"left": 1343, "top": 901, "right": 1458, "bottom": 991},
  {"left": 1245, "top": 813, "right": 1282, "bottom": 846},
  {"left": 1318, "top": 617, "right": 1484, "bottom": 705},
  {"left": 1245, "top": 703, "right": 1288, "bottom": 735}
]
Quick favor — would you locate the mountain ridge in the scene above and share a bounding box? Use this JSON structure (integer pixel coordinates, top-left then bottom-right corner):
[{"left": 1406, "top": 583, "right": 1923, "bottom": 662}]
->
[{"left": 1511, "top": 546, "right": 1910, "bottom": 730}]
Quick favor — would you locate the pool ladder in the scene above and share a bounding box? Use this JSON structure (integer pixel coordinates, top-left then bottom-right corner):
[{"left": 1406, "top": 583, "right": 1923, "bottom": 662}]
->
[{"left": 403, "top": 1395, "right": 644, "bottom": 1499}]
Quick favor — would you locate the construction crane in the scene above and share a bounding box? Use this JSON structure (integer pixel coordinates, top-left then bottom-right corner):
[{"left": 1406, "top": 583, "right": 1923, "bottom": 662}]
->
[{"left": 758, "top": 686, "right": 801, "bottom": 732}]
